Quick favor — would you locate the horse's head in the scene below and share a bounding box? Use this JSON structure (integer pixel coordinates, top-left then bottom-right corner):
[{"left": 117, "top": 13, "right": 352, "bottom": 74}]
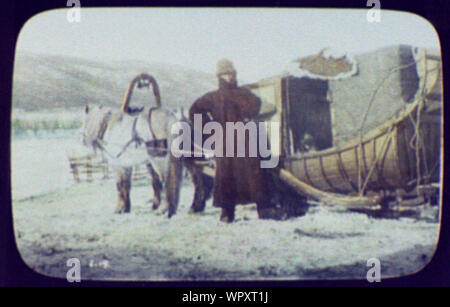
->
[{"left": 82, "top": 104, "right": 112, "bottom": 152}]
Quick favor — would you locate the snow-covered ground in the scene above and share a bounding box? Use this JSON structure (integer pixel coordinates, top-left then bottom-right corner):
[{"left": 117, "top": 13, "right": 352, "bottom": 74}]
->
[
  {"left": 11, "top": 129, "right": 81, "bottom": 200},
  {"left": 11, "top": 131, "right": 441, "bottom": 281}
]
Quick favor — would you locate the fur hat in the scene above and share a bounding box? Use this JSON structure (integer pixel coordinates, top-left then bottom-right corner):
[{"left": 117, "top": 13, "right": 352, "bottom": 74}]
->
[{"left": 216, "top": 59, "right": 236, "bottom": 76}]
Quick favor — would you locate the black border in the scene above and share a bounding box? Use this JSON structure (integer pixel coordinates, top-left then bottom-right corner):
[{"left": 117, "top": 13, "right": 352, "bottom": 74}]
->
[{"left": 1, "top": 0, "right": 449, "bottom": 293}]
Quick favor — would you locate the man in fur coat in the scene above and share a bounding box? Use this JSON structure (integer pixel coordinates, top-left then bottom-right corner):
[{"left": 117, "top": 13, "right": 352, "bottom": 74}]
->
[{"left": 189, "top": 59, "right": 284, "bottom": 223}]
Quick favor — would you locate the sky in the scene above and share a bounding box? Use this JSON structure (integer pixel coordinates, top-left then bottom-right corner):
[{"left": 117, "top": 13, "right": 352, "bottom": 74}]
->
[{"left": 16, "top": 8, "right": 441, "bottom": 83}]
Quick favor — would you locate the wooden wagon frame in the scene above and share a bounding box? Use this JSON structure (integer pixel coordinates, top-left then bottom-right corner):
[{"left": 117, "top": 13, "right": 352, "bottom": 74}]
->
[{"left": 255, "top": 48, "right": 441, "bottom": 211}]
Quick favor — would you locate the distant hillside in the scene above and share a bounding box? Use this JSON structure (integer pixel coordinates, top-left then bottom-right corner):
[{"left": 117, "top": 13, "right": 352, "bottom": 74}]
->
[{"left": 12, "top": 52, "right": 217, "bottom": 111}]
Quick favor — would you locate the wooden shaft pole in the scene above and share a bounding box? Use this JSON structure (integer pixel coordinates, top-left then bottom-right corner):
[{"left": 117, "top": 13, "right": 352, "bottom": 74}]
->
[{"left": 279, "top": 169, "right": 380, "bottom": 209}]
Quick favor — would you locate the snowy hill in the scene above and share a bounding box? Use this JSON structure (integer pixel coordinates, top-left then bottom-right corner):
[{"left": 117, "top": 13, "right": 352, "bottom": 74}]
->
[{"left": 12, "top": 52, "right": 217, "bottom": 111}]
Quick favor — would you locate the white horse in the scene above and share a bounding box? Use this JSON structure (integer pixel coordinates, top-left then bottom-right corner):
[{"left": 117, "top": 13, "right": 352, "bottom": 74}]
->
[{"left": 82, "top": 104, "right": 183, "bottom": 217}]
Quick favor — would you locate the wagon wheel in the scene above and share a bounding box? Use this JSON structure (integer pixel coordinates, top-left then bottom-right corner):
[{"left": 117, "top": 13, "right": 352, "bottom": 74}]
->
[{"left": 121, "top": 73, "right": 161, "bottom": 114}]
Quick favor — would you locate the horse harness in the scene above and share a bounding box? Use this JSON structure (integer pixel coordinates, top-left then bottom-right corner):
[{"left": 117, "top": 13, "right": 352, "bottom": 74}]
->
[
  {"left": 95, "top": 107, "right": 168, "bottom": 159},
  {"left": 145, "top": 107, "right": 168, "bottom": 157}
]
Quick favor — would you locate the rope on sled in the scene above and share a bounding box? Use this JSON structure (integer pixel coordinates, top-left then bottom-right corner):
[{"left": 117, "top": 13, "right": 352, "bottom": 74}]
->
[{"left": 356, "top": 53, "right": 429, "bottom": 196}]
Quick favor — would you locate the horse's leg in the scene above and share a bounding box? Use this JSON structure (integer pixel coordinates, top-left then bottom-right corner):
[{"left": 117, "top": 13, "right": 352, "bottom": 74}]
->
[
  {"left": 203, "top": 173, "right": 214, "bottom": 203},
  {"left": 219, "top": 203, "right": 236, "bottom": 223},
  {"left": 115, "top": 167, "right": 132, "bottom": 214},
  {"left": 166, "top": 154, "right": 183, "bottom": 218},
  {"left": 146, "top": 163, "right": 162, "bottom": 210},
  {"left": 186, "top": 161, "right": 214, "bottom": 213},
  {"left": 186, "top": 161, "right": 204, "bottom": 213}
]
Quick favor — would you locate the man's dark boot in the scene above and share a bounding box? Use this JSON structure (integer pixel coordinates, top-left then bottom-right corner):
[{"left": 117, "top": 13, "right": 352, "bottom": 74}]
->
[{"left": 220, "top": 205, "right": 235, "bottom": 223}]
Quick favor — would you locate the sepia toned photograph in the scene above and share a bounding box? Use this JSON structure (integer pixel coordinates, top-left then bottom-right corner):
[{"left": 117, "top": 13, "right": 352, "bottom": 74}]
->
[{"left": 11, "top": 7, "right": 442, "bottom": 281}]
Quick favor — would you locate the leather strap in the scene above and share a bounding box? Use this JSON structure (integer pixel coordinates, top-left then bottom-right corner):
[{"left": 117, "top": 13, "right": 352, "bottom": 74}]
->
[{"left": 148, "top": 107, "right": 159, "bottom": 141}]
